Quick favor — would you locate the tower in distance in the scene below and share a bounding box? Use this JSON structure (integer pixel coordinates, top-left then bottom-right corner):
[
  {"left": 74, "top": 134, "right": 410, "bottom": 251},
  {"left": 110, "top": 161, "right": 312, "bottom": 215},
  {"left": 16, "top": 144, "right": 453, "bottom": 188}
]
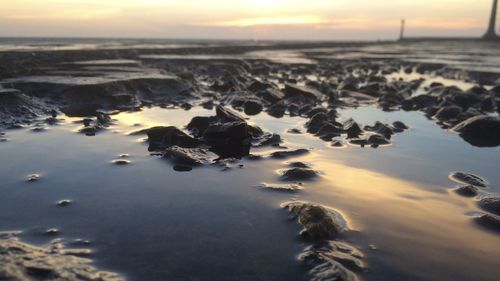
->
[{"left": 483, "top": 0, "right": 499, "bottom": 40}]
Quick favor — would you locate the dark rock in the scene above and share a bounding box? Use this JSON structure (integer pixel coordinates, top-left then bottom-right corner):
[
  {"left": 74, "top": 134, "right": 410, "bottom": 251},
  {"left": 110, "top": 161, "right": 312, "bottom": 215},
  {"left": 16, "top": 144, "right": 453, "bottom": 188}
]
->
[
  {"left": 111, "top": 159, "right": 131, "bottom": 165},
  {"left": 359, "top": 82, "right": 381, "bottom": 97},
  {"left": 30, "top": 126, "right": 48, "bottom": 133},
  {"left": 424, "top": 106, "right": 440, "bottom": 118},
  {"left": 368, "top": 134, "right": 391, "bottom": 146},
  {"left": 247, "top": 124, "right": 264, "bottom": 137},
  {"left": 298, "top": 105, "right": 313, "bottom": 116},
  {"left": 326, "top": 109, "right": 338, "bottom": 120},
  {"left": 287, "top": 103, "right": 300, "bottom": 116},
  {"left": 147, "top": 126, "right": 201, "bottom": 151},
  {"left": 306, "top": 113, "right": 327, "bottom": 134},
  {"left": 491, "top": 85, "right": 500, "bottom": 94},
  {"left": 164, "top": 146, "right": 217, "bottom": 166},
  {"left": 187, "top": 116, "right": 211, "bottom": 137},
  {"left": 247, "top": 80, "right": 271, "bottom": 93},
  {"left": 349, "top": 138, "right": 370, "bottom": 147},
  {"left": 79, "top": 125, "right": 99, "bottom": 136},
  {"left": 180, "top": 103, "right": 192, "bottom": 110},
  {"left": 253, "top": 133, "right": 281, "bottom": 147},
  {"left": 316, "top": 123, "right": 342, "bottom": 138},
  {"left": 392, "top": 121, "right": 409, "bottom": 131},
  {"left": 77, "top": 113, "right": 112, "bottom": 136},
  {"left": 243, "top": 99, "right": 263, "bottom": 115},
  {"left": 82, "top": 118, "right": 92, "bottom": 127},
  {"left": 338, "top": 80, "right": 358, "bottom": 92},
  {"left": 343, "top": 119, "right": 363, "bottom": 139},
  {"left": 281, "top": 168, "right": 318, "bottom": 181},
  {"left": 287, "top": 128, "right": 303, "bottom": 134},
  {"left": 281, "top": 201, "right": 349, "bottom": 240},
  {"left": 401, "top": 99, "right": 415, "bottom": 111},
  {"left": 412, "top": 94, "right": 438, "bottom": 109},
  {"left": 364, "top": 122, "right": 393, "bottom": 139},
  {"left": 49, "top": 109, "right": 57, "bottom": 118},
  {"left": 480, "top": 97, "right": 496, "bottom": 112},
  {"left": 267, "top": 103, "right": 286, "bottom": 118},
  {"left": 453, "top": 116, "right": 500, "bottom": 147},
  {"left": 449, "top": 172, "right": 488, "bottom": 187},
  {"left": 111, "top": 93, "right": 134, "bottom": 105},
  {"left": 185, "top": 106, "right": 264, "bottom": 158},
  {"left": 45, "top": 116, "right": 59, "bottom": 125},
  {"left": 306, "top": 107, "right": 328, "bottom": 118},
  {"left": 201, "top": 100, "right": 214, "bottom": 110},
  {"left": 176, "top": 72, "right": 195, "bottom": 80},
  {"left": 378, "top": 91, "right": 406, "bottom": 110},
  {"left": 96, "top": 113, "right": 112, "bottom": 126},
  {"left": 257, "top": 88, "right": 284, "bottom": 103},
  {"left": 203, "top": 121, "right": 251, "bottom": 158},
  {"left": 216, "top": 105, "right": 245, "bottom": 123},
  {"left": 288, "top": 162, "right": 310, "bottom": 168},
  {"left": 434, "top": 105, "right": 462, "bottom": 121},
  {"left": 245, "top": 154, "right": 263, "bottom": 161},
  {"left": 475, "top": 213, "right": 500, "bottom": 232},
  {"left": 478, "top": 195, "right": 500, "bottom": 216},
  {"left": 454, "top": 185, "right": 479, "bottom": 197},
  {"left": 284, "top": 84, "right": 322, "bottom": 101},
  {"left": 270, "top": 149, "right": 309, "bottom": 159}
]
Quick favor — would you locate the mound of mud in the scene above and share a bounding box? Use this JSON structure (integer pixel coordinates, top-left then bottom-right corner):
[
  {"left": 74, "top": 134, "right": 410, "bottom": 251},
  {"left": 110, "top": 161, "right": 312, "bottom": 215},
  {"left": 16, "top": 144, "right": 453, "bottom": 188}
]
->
[
  {"left": 0, "top": 88, "right": 51, "bottom": 128},
  {"left": 0, "top": 234, "right": 122, "bottom": 281}
]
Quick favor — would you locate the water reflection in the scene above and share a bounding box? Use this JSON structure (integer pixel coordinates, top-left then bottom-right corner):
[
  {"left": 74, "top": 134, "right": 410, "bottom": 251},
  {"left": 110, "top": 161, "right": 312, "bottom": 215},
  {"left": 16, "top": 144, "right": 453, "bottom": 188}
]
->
[{"left": 0, "top": 105, "right": 499, "bottom": 281}]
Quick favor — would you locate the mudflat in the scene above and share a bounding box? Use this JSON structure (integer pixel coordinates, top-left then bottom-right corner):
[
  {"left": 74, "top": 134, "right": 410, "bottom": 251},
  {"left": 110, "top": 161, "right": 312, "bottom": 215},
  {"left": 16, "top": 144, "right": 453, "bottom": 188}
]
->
[{"left": 1, "top": 38, "right": 500, "bottom": 281}]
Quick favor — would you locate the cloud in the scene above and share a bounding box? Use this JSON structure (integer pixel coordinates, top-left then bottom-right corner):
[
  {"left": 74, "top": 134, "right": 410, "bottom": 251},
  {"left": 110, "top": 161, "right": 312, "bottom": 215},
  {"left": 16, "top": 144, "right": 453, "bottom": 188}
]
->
[
  {"left": 4, "top": 8, "right": 120, "bottom": 21},
  {"left": 0, "top": 0, "right": 492, "bottom": 39}
]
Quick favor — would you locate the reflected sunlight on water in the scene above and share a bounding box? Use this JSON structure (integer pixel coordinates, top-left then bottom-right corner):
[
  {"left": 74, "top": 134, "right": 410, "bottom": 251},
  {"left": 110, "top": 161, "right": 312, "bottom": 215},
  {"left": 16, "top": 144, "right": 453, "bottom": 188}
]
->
[{"left": 1, "top": 103, "right": 499, "bottom": 281}]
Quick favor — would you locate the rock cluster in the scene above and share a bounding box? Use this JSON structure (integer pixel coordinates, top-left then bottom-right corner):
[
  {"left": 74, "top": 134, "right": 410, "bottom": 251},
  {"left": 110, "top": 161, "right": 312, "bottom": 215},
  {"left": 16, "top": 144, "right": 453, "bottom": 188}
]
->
[
  {"left": 447, "top": 172, "right": 500, "bottom": 232},
  {"left": 141, "top": 106, "right": 280, "bottom": 170}
]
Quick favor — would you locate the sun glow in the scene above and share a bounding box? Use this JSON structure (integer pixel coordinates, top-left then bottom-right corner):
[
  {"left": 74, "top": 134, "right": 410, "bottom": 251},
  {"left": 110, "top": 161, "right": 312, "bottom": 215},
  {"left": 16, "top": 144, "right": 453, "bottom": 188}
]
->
[
  {"left": 0, "top": 0, "right": 493, "bottom": 39},
  {"left": 214, "top": 16, "right": 328, "bottom": 27}
]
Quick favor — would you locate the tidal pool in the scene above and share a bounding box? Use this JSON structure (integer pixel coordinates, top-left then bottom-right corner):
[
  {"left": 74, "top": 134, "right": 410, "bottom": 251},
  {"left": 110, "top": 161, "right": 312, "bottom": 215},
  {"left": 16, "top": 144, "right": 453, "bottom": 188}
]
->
[
  {"left": 1, "top": 102, "right": 499, "bottom": 281},
  {"left": 1, "top": 39, "right": 500, "bottom": 281}
]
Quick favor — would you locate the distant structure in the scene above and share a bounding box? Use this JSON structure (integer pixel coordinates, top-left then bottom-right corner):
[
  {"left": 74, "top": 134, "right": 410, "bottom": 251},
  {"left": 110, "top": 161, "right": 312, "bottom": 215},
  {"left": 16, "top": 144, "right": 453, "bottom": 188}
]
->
[
  {"left": 399, "top": 19, "right": 406, "bottom": 40},
  {"left": 482, "top": 0, "right": 499, "bottom": 40},
  {"left": 400, "top": 0, "right": 499, "bottom": 42}
]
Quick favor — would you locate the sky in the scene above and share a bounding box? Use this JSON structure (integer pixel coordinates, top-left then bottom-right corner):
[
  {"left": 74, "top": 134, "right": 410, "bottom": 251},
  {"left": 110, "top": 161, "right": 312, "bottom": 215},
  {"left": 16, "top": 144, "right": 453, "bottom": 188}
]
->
[{"left": 0, "top": 0, "right": 497, "bottom": 40}]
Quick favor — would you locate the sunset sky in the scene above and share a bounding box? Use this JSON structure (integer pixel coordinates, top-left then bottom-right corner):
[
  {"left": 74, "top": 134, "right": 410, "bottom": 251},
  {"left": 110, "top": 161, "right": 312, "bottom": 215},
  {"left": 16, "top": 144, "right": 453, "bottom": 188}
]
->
[{"left": 0, "top": 0, "right": 496, "bottom": 40}]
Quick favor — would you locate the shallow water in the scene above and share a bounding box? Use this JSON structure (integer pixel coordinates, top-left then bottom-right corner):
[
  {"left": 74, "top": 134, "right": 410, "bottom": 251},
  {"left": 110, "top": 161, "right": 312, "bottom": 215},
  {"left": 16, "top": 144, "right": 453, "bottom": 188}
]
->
[
  {"left": 1, "top": 39, "right": 500, "bottom": 281},
  {"left": 1, "top": 101, "right": 499, "bottom": 280}
]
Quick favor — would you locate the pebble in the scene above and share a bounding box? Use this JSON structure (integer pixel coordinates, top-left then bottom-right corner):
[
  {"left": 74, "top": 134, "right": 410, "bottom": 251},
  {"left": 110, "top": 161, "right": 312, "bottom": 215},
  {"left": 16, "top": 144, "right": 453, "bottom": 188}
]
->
[
  {"left": 26, "top": 173, "right": 41, "bottom": 182},
  {"left": 57, "top": 199, "right": 73, "bottom": 207},
  {"left": 45, "top": 228, "right": 60, "bottom": 235},
  {"left": 281, "top": 168, "right": 318, "bottom": 181},
  {"left": 111, "top": 159, "right": 131, "bottom": 165},
  {"left": 449, "top": 172, "right": 488, "bottom": 187}
]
